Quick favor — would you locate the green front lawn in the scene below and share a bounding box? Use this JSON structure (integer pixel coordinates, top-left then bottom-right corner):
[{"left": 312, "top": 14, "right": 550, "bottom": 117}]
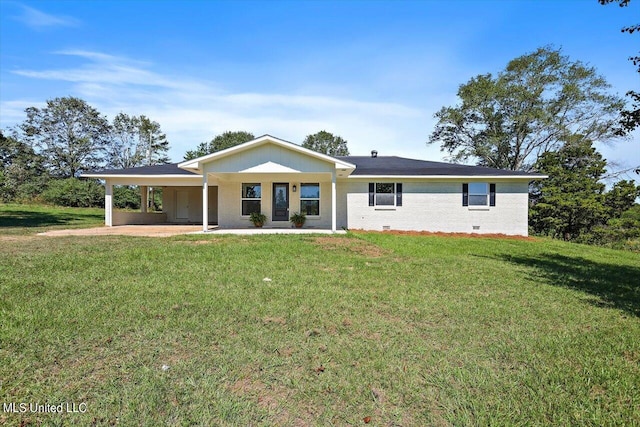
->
[
  {"left": 1, "top": 205, "right": 639, "bottom": 425},
  {"left": 0, "top": 203, "right": 104, "bottom": 235}
]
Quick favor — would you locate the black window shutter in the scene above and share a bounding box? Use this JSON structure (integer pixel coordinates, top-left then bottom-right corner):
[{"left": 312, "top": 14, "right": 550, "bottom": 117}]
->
[
  {"left": 369, "top": 183, "right": 375, "bottom": 206},
  {"left": 462, "top": 183, "right": 469, "bottom": 206},
  {"left": 490, "top": 183, "right": 496, "bottom": 206},
  {"left": 396, "top": 183, "right": 403, "bottom": 206}
]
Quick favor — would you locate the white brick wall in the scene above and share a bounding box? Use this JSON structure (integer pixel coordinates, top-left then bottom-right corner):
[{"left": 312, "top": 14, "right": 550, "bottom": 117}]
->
[{"left": 339, "top": 179, "right": 530, "bottom": 236}]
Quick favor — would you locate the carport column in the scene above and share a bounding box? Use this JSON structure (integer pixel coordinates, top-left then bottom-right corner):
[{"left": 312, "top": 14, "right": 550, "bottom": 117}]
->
[
  {"left": 140, "top": 186, "right": 148, "bottom": 213},
  {"left": 331, "top": 172, "right": 337, "bottom": 232},
  {"left": 105, "top": 179, "right": 113, "bottom": 227},
  {"left": 202, "top": 173, "right": 209, "bottom": 232}
]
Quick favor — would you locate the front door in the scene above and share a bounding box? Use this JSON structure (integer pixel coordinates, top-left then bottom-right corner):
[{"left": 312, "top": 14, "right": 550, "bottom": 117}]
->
[{"left": 272, "top": 183, "right": 289, "bottom": 221}]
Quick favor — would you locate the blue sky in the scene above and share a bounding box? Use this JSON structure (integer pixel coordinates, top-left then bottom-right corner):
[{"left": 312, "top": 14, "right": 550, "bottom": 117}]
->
[{"left": 0, "top": 0, "right": 638, "bottom": 176}]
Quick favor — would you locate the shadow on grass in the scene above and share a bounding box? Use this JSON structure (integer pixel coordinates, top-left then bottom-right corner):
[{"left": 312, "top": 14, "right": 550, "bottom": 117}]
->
[
  {"left": 0, "top": 209, "right": 102, "bottom": 228},
  {"left": 499, "top": 252, "right": 640, "bottom": 317}
]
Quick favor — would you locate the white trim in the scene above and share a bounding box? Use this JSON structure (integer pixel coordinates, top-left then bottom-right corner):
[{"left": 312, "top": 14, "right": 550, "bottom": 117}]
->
[
  {"left": 202, "top": 175, "right": 209, "bottom": 232},
  {"left": 81, "top": 174, "right": 201, "bottom": 179},
  {"left": 241, "top": 182, "right": 262, "bottom": 217},
  {"left": 373, "top": 182, "right": 399, "bottom": 207},
  {"left": 240, "top": 161, "right": 301, "bottom": 174},
  {"left": 299, "top": 182, "right": 321, "bottom": 217},
  {"left": 331, "top": 174, "right": 336, "bottom": 232},
  {"left": 350, "top": 175, "right": 546, "bottom": 180},
  {"left": 105, "top": 180, "right": 113, "bottom": 227}
]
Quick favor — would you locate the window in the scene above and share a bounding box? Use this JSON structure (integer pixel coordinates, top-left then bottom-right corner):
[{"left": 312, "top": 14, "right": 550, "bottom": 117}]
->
[
  {"left": 369, "top": 183, "right": 403, "bottom": 207},
  {"left": 242, "top": 183, "right": 261, "bottom": 215},
  {"left": 300, "top": 183, "right": 320, "bottom": 216},
  {"left": 463, "top": 183, "right": 496, "bottom": 207}
]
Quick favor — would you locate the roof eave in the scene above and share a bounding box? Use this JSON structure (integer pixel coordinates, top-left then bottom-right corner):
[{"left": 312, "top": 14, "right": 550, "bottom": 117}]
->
[
  {"left": 81, "top": 174, "right": 202, "bottom": 179},
  {"left": 348, "top": 174, "right": 548, "bottom": 179}
]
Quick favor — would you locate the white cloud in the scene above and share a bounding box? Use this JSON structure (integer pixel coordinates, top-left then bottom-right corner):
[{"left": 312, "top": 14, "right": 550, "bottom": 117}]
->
[
  {"left": 14, "top": 4, "right": 80, "bottom": 29},
  {"left": 8, "top": 50, "right": 438, "bottom": 161}
]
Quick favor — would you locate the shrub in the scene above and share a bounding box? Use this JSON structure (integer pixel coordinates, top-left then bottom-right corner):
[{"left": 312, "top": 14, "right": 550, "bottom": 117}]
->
[
  {"left": 114, "top": 185, "right": 141, "bottom": 209},
  {"left": 577, "top": 205, "right": 640, "bottom": 250},
  {"left": 42, "top": 178, "right": 104, "bottom": 207}
]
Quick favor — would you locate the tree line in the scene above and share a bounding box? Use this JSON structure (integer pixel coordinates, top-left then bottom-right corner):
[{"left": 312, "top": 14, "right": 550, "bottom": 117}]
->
[
  {"left": 1, "top": 39, "right": 638, "bottom": 249},
  {"left": 428, "top": 44, "right": 639, "bottom": 249},
  {"left": 183, "top": 130, "right": 349, "bottom": 160},
  {"left": 0, "top": 96, "right": 350, "bottom": 209},
  {"left": 1, "top": 97, "right": 170, "bottom": 208}
]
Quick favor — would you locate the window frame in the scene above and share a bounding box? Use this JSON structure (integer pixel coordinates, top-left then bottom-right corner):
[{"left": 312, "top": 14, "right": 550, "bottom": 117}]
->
[
  {"left": 299, "top": 183, "right": 320, "bottom": 217},
  {"left": 241, "top": 183, "right": 262, "bottom": 216},
  {"left": 369, "top": 182, "right": 403, "bottom": 207},
  {"left": 463, "top": 182, "right": 496, "bottom": 207}
]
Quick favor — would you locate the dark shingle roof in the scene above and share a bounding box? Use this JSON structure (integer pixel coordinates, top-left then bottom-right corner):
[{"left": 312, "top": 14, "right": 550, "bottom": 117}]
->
[
  {"left": 86, "top": 157, "right": 544, "bottom": 178},
  {"left": 86, "top": 163, "right": 198, "bottom": 176},
  {"left": 337, "top": 156, "right": 543, "bottom": 177}
]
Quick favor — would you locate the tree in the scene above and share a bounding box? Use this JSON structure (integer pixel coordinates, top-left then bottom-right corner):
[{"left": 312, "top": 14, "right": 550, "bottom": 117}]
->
[
  {"left": 138, "top": 115, "right": 170, "bottom": 165},
  {"left": 183, "top": 131, "right": 255, "bottom": 160},
  {"left": 301, "top": 131, "right": 350, "bottom": 156},
  {"left": 530, "top": 137, "right": 608, "bottom": 240},
  {"left": 106, "top": 113, "right": 144, "bottom": 169},
  {"left": 41, "top": 178, "right": 104, "bottom": 207},
  {"left": 599, "top": 0, "right": 639, "bottom": 135},
  {"left": 0, "top": 130, "right": 48, "bottom": 201},
  {"left": 603, "top": 179, "right": 640, "bottom": 218},
  {"left": 20, "top": 97, "right": 111, "bottom": 177},
  {"left": 428, "top": 46, "right": 625, "bottom": 171},
  {"left": 106, "top": 113, "right": 170, "bottom": 168}
]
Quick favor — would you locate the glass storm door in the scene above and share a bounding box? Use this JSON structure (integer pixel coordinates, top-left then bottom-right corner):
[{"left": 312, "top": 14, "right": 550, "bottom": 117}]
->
[{"left": 272, "top": 183, "right": 289, "bottom": 221}]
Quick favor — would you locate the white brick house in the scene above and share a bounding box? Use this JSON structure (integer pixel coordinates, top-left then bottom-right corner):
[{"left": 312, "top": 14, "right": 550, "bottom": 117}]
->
[{"left": 82, "top": 135, "right": 546, "bottom": 236}]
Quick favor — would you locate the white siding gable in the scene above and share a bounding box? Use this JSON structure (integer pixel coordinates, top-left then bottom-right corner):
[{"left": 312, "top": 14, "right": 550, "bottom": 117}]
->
[{"left": 203, "top": 142, "right": 334, "bottom": 175}]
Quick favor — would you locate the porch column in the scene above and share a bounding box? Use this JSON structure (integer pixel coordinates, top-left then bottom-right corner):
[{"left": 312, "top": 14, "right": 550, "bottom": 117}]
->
[
  {"left": 140, "top": 186, "right": 148, "bottom": 213},
  {"left": 105, "top": 179, "right": 113, "bottom": 227},
  {"left": 331, "top": 173, "right": 337, "bottom": 232},
  {"left": 202, "top": 173, "right": 209, "bottom": 232}
]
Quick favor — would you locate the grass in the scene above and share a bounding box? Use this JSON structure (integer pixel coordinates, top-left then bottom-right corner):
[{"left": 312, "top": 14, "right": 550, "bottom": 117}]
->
[
  {"left": 0, "top": 203, "right": 104, "bottom": 235},
  {"left": 1, "top": 204, "right": 639, "bottom": 425}
]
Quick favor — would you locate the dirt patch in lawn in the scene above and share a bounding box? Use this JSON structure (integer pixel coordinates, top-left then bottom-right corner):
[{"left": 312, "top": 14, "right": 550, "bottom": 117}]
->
[
  {"left": 313, "top": 236, "right": 389, "bottom": 257},
  {"left": 36, "top": 225, "right": 202, "bottom": 237}
]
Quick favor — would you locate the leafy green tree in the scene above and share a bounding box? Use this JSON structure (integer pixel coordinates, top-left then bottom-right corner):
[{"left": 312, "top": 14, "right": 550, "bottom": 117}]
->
[
  {"left": 184, "top": 131, "right": 255, "bottom": 160},
  {"left": 579, "top": 205, "right": 640, "bottom": 250},
  {"left": 428, "top": 47, "right": 625, "bottom": 171},
  {"left": 0, "top": 130, "right": 48, "bottom": 201},
  {"left": 530, "top": 137, "right": 608, "bottom": 240},
  {"left": 106, "top": 113, "right": 145, "bottom": 169},
  {"left": 599, "top": 0, "right": 639, "bottom": 135},
  {"left": 604, "top": 180, "right": 640, "bottom": 218},
  {"left": 113, "top": 185, "right": 141, "bottom": 209},
  {"left": 138, "top": 115, "right": 170, "bottom": 165},
  {"left": 20, "top": 97, "right": 111, "bottom": 177},
  {"left": 42, "top": 178, "right": 104, "bottom": 207},
  {"left": 301, "top": 131, "right": 350, "bottom": 156},
  {"left": 106, "top": 113, "right": 170, "bottom": 168}
]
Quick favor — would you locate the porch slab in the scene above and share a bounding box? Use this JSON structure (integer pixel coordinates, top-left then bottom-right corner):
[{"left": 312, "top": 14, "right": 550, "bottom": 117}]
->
[
  {"left": 198, "top": 227, "right": 347, "bottom": 235},
  {"left": 36, "top": 225, "right": 346, "bottom": 237}
]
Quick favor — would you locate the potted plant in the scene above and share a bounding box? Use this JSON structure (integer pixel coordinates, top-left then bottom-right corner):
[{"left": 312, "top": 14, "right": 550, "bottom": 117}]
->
[
  {"left": 249, "top": 212, "right": 267, "bottom": 228},
  {"left": 289, "top": 212, "right": 306, "bottom": 228}
]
